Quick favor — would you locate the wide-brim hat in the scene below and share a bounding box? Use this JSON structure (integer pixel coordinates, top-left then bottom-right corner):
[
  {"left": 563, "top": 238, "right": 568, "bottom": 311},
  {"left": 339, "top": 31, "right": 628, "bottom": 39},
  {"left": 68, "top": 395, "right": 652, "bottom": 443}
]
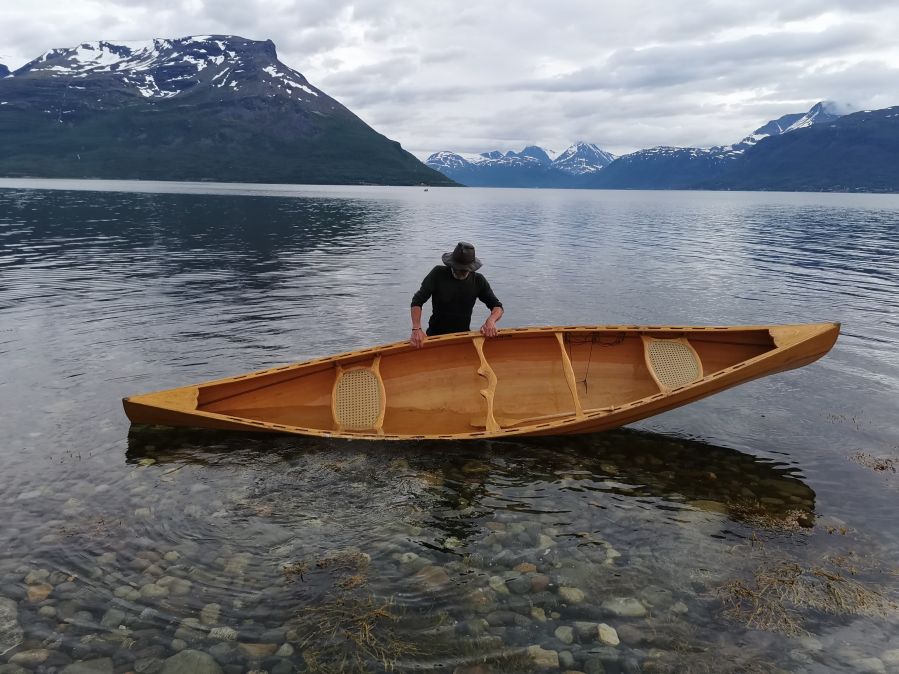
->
[{"left": 442, "top": 241, "right": 482, "bottom": 271}]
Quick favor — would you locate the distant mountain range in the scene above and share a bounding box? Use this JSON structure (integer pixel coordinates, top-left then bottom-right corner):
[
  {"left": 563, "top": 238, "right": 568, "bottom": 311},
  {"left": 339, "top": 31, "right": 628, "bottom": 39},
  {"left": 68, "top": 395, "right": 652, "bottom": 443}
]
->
[
  {"left": 428, "top": 101, "right": 899, "bottom": 192},
  {"left": 427, "top": 142, "right": 615, "bottom": 187},
  {"left": 0, "top": 36, "right": 455, "bottom": 185}
]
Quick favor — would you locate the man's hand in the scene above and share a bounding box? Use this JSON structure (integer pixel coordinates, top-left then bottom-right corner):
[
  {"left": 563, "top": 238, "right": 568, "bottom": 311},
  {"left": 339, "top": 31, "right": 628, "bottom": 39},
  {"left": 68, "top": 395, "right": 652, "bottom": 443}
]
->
[
  {"left": 410, "top": 328, "right": 426, "bottom": 348},
  {"left": 480, "top": 320, "right": 498, "bottom": 338}
]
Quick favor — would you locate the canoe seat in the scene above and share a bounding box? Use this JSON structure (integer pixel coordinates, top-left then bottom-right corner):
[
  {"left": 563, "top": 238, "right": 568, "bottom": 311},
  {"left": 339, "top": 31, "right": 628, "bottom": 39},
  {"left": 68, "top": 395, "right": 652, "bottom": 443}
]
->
[
  {"left": 644, "top": 337, "right": 702, "bottom": 390},
  {"left": 333, "top": 368, "right": 382, "bottom": 431}
]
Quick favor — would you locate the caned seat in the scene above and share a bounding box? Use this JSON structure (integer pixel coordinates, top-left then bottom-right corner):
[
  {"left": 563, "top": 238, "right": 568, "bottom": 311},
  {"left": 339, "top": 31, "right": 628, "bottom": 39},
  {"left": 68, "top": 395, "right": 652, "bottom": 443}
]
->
[
  {"left": 332, "top": 360, "right": 386, "bottom": 432},
  {"left": 643, "top": 337, "right": 703, "bottom": 391}
]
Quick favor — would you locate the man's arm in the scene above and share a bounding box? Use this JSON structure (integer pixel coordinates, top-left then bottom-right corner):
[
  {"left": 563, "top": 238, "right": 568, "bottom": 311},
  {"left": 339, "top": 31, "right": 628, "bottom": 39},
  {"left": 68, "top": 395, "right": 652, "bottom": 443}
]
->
[
  {"left": 477, "top": 276, "right": 504, "bottom": 338},
  {"left": 410, "top": 269, "right": 435, "bottom": 348},
  {"left": 480, "top": 306, "right": 503, "bottom": 337},
  {"left": 410, "top": 306, "right": 425, "bottom": 348}
]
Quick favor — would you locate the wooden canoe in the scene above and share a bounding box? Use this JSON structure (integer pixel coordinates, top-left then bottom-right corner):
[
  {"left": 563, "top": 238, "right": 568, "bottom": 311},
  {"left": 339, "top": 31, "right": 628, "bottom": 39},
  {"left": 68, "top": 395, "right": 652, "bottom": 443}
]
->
[{"left": 123, "top": 323, "right": 839, "bottom": 440}]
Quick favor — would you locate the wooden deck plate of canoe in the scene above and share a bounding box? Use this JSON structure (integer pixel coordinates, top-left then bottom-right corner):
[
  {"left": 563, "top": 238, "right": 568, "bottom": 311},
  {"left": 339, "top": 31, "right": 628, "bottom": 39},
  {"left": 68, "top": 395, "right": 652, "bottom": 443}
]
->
[{"left": 123, "top": 323, "right": 839, "bottom": 440}]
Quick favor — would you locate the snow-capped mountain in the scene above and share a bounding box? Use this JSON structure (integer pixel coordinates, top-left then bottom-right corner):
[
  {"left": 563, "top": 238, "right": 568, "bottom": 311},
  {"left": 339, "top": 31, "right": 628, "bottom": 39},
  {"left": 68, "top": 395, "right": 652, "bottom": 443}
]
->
[
  {"left": 587, "top": 101, "right": 850, "bottom": 189},
  {"left": 736, "top": 101, "right": 846, "bottom": 149},
  {"left": 0, "top": 36, "right": 453, "bottom": 185},
  {"left": 11, "top": 37, "right": 326, "bottom": 105},
  {"left": 427, "top": 101, "right": 861, "bottom": 190},
  {"left": 552, "top": 142, "right": 615, "bottom": 175},
  {"left": 426, "top": 142, "right": 614, "bottom": 187}
]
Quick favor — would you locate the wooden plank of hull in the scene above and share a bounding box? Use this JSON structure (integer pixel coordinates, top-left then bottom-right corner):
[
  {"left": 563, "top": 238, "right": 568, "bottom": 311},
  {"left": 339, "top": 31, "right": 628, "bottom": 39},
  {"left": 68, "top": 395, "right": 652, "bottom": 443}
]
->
[{"left": 122, "top": 323, "right": 839, "bottom": 440}]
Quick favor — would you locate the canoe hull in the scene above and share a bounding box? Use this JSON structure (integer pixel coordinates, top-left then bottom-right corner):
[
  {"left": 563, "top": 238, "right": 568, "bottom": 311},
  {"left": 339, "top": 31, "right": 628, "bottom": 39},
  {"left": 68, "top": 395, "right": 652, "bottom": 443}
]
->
[{"left": 123, "top": 323, "right": 839, "bottom": 440}]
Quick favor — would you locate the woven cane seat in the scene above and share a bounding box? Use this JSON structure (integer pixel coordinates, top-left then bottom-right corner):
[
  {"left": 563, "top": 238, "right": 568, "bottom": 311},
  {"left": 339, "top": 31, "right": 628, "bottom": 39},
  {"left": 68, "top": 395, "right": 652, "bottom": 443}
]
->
[
  {"left": 645, "top": 339, "right": 702, "bottom": 390},
  {"left": 333, "top": 368, "right": 382, "bottom": 430}
]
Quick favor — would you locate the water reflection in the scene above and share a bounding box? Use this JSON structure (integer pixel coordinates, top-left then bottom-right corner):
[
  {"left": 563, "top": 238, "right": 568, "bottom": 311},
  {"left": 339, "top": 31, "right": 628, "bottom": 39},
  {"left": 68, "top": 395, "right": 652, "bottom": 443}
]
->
[{"left": 126, "top": 426, "right": 815, "bottom": 533}]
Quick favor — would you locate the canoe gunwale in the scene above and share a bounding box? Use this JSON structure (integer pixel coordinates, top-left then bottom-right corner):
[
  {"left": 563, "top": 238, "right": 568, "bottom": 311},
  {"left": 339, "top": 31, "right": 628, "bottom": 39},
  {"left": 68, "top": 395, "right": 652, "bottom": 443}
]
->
[{"left": 122, "top": 323, "right": 839, "bottom": 440}]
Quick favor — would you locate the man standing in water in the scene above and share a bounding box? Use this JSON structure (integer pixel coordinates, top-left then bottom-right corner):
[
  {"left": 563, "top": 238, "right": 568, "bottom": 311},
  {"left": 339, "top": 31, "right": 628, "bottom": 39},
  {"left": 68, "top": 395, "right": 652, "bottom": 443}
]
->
[{"left": 410, "top": 242, "right": 504, "bottom": 348}]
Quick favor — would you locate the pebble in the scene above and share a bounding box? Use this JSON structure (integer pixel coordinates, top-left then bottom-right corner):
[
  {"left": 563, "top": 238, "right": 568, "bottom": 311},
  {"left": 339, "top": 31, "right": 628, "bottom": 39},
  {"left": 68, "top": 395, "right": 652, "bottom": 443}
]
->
[
  {"left": 853, "top": 658, "right": 885, "bottom": 674},
  {"left": 555, "top": 625, "right": 574, "bottom": 644},
  {"left": 488, "top": 576, "right": 509, "bottom": 594},
  {"left": 238, "top": 642, "right": 278, "bottom": 658},
  {"left": 160, "top": 649, "right": 223, "bottom": 674},
  {"left": 26, "top": 583, "right": 52, "bottom": 602},
  {"left": 10, "top": 649, "right": 50, "bottom": 665},
  {"left": 598, "top": 623, "right": 620, "bottom": 646},
  {"left": 415, "top": 565, "right": 451, "bottom": 588},
  {"left": 531, "top": 607, "right": 547, "bottom": 623},
  {"left": 140, "top": 583, "right": 169, "bottom": 599},
  {"left": 527, "top": 645, "right": 560, "bottom": 669},
  {"left": 602, "top": 597, "right": 647, "bottom": 617},
  {"left": 100, "top": 608, "right": 126, "bottom": 629},
  {"left": 61, "top": 658, "right": 114, "bottom": 674},
  {"left": 530, "top": 574, "right": 551, "bottom": 592},
  {"left": 208, "top": 626, "right": 238, "bottom": 641},
  {"left": 559, "top": 586, "right": 585, "bottom": 604},
  {"left": 507, "top": 575, "right": 532, "bottom": 594},
  {"left": 200, "top": 603, "right": 222, "bottom": 625},
  {"left": 24, "top": 569, "right": 50, "bottom": 584}
]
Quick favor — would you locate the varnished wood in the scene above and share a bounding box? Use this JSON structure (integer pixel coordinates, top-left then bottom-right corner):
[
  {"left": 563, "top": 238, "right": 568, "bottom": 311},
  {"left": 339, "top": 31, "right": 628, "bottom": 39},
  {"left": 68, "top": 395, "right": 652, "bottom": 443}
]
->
[
  {"left": 472, "top": 336, "right": 500, "bottom": 433},
  {"left": 123, "top": 323, "right": 839, "bottom": 440},
  {"left": 556, "top": 332, "right": 584, "bottom": 417}
]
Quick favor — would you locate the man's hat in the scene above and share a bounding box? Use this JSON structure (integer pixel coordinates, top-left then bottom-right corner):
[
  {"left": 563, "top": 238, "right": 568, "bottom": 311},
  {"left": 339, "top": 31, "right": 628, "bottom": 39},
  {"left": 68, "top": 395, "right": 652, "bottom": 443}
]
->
[{"left": 442, "top": 241, "right": 482, "bottom": 272}]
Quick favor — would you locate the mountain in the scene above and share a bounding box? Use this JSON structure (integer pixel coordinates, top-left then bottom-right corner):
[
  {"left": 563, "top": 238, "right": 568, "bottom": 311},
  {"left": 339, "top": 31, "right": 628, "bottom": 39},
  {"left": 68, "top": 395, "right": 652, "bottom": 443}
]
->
[
  {"left": 0, "top": 36, "right": 455, "bottom": 185},
  {"left": 552, "top": 142, "right": 614, "bottom": 175},
  {"left": 708, "top": 106, "right": 899, "bottom": 192},
  {"left": 425, "top": 142, "right": 614, "bottom": 187},
  {"left": 0, "top": 64, "right": 9, "bottom": 78},
  {"left": 588, "top": 145, "right": 742, "bottom": 189},
  {"left": 587, "top": 101, "right": 848, "bottom": 190}
]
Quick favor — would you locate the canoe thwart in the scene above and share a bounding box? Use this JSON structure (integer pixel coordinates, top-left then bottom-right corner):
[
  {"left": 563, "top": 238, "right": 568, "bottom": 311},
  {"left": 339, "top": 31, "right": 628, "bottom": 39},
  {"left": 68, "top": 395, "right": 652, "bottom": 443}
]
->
[
  {"left": 556, "top": 332, "right": 585, "bottom": 417},
  {"left": 642, "top": 336, "right": 703, "bottom": 392}
]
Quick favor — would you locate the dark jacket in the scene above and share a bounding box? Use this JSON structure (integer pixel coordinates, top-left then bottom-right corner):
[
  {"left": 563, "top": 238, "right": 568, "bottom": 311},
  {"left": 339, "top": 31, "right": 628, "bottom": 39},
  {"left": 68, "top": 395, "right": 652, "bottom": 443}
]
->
[{"left": 411, "top": 265, "right": 503, "bottom": 335}]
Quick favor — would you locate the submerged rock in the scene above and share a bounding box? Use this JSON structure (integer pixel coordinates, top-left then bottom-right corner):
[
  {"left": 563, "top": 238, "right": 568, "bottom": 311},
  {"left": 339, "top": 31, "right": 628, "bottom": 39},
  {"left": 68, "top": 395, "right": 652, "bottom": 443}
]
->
[
  {"left": 9, "top": 649, "right": 50, "bottom": 666},
  {"left": 527, "top": 645, "right": 559, "bottom": 669},
  {"left": 161, "top": 649, "right": 223, "bottom": 674},
  {"left": 559, "top": 587, "right": 585, "bottom": 604},
  {"left": 598, "top": 623, "right": 620, "bottom": 646},
  {"left": 0, "top": 597, "right": 24, "bottom": 655},
  {"left": 61, "top": 658, "right": 114, "bottom": 674},
  {"left": 601, "top": 597, "right": 647, "bottom": 617}
]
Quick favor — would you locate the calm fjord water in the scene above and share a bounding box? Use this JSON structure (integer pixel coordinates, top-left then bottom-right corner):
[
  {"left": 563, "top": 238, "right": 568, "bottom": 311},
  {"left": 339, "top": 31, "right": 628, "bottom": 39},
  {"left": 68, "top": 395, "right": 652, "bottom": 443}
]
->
[{"left": 1, "top": 179, "right": 898, "bottom": 673}]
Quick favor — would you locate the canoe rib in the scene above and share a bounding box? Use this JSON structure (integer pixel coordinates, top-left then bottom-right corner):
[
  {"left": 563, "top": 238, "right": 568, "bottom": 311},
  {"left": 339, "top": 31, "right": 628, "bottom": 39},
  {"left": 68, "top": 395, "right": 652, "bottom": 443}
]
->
[{"left": 123, "top": 323, "right": 840, "bottom": 440}]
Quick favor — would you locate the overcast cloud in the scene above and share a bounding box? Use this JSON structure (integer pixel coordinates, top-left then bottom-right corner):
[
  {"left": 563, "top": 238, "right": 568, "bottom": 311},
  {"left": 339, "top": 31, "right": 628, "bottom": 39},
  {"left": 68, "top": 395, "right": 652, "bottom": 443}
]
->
[{"left": 2, "top": 0, "right": 898, "bottom": 158}]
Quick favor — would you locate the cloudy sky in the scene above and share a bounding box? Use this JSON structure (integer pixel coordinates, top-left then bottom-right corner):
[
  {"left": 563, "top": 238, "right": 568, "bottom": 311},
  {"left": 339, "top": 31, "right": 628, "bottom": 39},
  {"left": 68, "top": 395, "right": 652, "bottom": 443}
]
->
[{"left": 2, "top": 0, "right": 898, "bottom": 158}]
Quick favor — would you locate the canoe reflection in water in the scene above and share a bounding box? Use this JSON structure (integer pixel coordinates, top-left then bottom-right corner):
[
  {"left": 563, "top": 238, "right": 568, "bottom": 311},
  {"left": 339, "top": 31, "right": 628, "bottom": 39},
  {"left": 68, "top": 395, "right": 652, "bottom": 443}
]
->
[{"left": 126, "top": 425, "right": 816, "bottom": 533}]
